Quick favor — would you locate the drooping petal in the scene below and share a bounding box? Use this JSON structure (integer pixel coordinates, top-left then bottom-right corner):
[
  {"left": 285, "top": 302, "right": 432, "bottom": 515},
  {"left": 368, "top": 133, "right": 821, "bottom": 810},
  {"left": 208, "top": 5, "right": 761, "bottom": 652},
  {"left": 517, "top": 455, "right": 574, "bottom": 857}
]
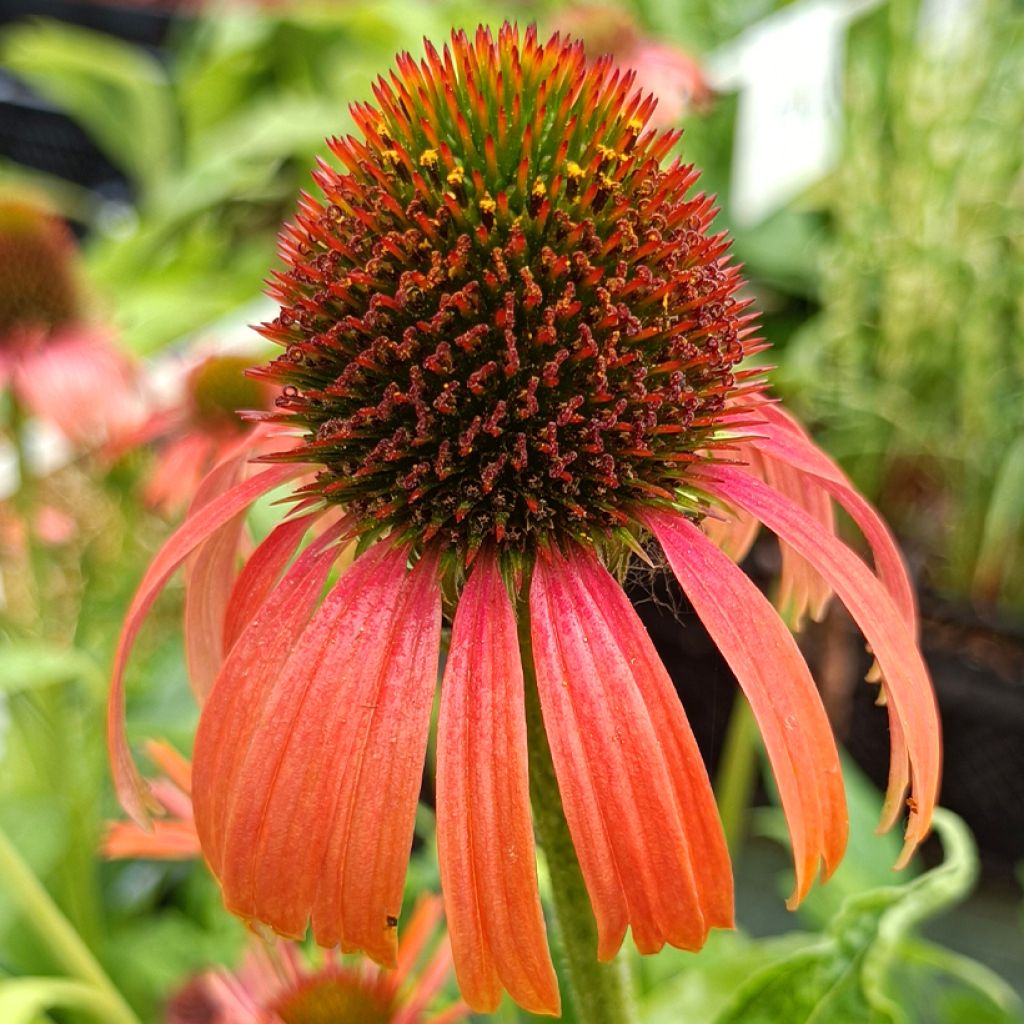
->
[
  {"left": 221, "top": 511, "right": 317, "bottom": 651},
  {"left": 646, "top": 509, "right": 847, "bottom": 904},
  {"left": 702, "top": 500, "right": 761, "bottom": 564},
  {"left": 183, "top": 456, "right": 247, "bottom": 701},
  {"left": 760, "top": 450, "right": 835, "bottom": 629},
  {"left": 530, "top": 545, "right": 723, "bottom": 959},
  {"left": 199, "top": 541, "right": 442, "bottom": 967},
  {"left": 436, "top": 554, "right": 559, "bottom": 1015},
  {"left": 328, "top": 547, "right": 441, "bottom": 964},
  {"left": 576, "top": 553, "right": 734, "bottom": 933},
  {"left": 744, "top": 403, "right": 917, "bottom": 821},
  {"left": 192, "top": 521, "right": 348, "bottom": 875},
  {"left": 108, "top": 462, "right": 303, "bottom": 825},
  {"left": 749, "top": 403, "right": 916, "bottom": 627},
  {"left": 700, "top": 465, "right": 941, "bottom": 863}
]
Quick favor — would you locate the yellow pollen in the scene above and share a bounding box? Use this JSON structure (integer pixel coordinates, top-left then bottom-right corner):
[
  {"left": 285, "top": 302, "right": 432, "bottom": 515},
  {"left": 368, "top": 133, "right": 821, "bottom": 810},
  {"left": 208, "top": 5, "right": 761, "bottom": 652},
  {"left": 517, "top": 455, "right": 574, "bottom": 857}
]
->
[
  {"left": 627, "top": 118, "right": 644, "bottom": 134},
  {"left": 479, "top": 194, "right": 497, "bottom": 215},
  {"left": 597, "top": 144, "right": 619, "bottom": 163},
  {"left": 446, "top": 165, "right": 465, "bottom": 186},
  {"left": 531, "top": 179, "right": 547, "bottom": 198},
  {"left": 419, "top": 148, "right": 439, "bottom": 168},
  {"left": 566, "top": 161, "right": 584, "bottom": 180},
  {"left": 381, "top": 149, "right": 401, "bottom": 167}
]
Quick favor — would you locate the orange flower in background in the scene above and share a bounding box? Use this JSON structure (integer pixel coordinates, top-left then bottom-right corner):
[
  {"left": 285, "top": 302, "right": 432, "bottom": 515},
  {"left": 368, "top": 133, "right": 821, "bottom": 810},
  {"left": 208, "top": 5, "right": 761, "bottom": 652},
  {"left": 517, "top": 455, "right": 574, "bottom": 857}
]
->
[
  {"left": 0, "top": 196, "right": 143, "bottom": 450},
  {"left": 109, "top": 24, "right": 940, "bottom": 1017},
  {"left": 103, "top": 740, "right": 199, "bottom": 860},
  {"left": 165, "top": 896, "right": 467, "bottom": 1024},
  {"left": 142, "top": 353, "right": 277, "bottom": 515}
]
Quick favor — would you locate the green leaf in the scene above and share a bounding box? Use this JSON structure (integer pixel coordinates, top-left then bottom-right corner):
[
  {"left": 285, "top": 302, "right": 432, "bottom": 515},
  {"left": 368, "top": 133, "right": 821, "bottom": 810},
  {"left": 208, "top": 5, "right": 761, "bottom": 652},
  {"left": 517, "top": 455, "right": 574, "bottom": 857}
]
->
[
  {"left": 0, "top": 644, "right": 99, "bottom": 696},
  {"left": 0, "top": 20, "right": 177, "bottom": 191},
  {"left": 0, "top": 977, "right": 118, "bottom": 1024},
  {"left": 713, "top": 811, "right": 1016, "bottom": 1024},
  {"left": 973, "top": 435, "right": 1024, "bottom": 601}
]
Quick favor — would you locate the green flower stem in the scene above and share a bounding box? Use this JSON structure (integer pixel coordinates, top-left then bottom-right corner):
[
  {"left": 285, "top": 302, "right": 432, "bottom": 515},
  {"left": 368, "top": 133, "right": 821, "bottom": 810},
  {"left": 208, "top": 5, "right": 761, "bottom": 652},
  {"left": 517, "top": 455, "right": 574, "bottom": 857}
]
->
[
  {"left": 0, "top": 825, "right": 141, "bottom": 1024},
  {"left": 715, "top": 696, "right": 760, "bottom": 854},
  {"left": 518, "top": 603, "right": 638, "bottom": 1024}
]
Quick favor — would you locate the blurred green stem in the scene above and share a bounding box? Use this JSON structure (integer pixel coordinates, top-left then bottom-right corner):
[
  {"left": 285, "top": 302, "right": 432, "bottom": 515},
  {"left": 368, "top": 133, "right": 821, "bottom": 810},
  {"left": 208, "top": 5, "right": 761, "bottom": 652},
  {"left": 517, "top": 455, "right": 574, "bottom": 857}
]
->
[
  {"left": 0, "top": 826, "right": 141, "bottom": 1024},
  {"left": 519, "top": 602, "right": 638, "bottom": 1024},
  {"left": 715, "top": 697, "right": 759, "bottom": 853}
]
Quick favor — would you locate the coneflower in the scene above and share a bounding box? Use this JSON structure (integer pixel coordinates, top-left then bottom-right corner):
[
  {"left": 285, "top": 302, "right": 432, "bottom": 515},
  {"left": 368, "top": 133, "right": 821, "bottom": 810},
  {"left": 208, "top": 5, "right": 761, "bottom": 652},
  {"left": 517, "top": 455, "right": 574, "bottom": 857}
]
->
[
  {"left": 165, "top": 896, "right": 466, "bottom": 1024},
  {"left": 141, "top": 353, "right": 276, "bottom": 515},
  {"left": 0, "top": 196, "right": 141, "bottom": 450},
  {"left": 109, "top": 24, "right": 940, "bottom": 1021}
]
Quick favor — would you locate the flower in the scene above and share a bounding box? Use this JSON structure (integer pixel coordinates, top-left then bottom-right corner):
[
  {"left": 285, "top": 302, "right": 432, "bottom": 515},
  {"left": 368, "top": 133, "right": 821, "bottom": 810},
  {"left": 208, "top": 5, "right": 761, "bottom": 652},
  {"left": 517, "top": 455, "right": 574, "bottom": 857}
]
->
[
  {"left": 109, "top": 24, "right": 941, "bottom": 1018},
  {"left": 142, "top": 353, "right": 277, "bottom": 515},
  {"left": 0, "top": 195, "right": 142, "bottom": 450},
  {"left": 164, "top": 896, "right": 467, "bottom": 1024}
]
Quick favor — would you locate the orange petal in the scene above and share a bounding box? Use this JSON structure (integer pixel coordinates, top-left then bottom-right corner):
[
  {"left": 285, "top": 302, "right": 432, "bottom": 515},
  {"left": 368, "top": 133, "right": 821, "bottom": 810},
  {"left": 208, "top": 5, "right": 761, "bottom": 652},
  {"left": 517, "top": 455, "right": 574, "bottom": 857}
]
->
[
  {"left": 330, "top": 548, "right": 442, "bottom": 963},
  {"left": 183, "top": 456, "right": 247, "bottom": 701},
  {"left": 103, "top": 820, "right": 200, "bottom": 860},
  {"left": 750, "top": 403, "right": 916, "bottom": 627},
  {"left": 530, "top": 546, "right": 711, "bottom": 958},
  {"left": 647, "top": 509, "right": 847, "bottom": 904},
  {"left": 702, "top": 465, "right": 941, "bottom": 864},
  {"left": 437, "top": 554, "right": 559, "bottom": 1015},
  {"left": 192, "top": 521, "right": 347, "bottom": 876},
  {"left": 108, "top": 462, "right": 303, "bottom": 826},
  {"left": 199, "top": 541, "right": 441, "bottom": 963},
  {"left": 221, "top": 511, "right": 315, "bottom": 651}
]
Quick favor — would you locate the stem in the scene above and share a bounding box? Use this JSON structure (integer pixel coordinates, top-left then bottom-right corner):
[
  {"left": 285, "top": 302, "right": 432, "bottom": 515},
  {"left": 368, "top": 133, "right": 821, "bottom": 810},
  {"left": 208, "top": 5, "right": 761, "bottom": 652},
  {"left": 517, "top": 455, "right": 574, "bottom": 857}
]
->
[
  {"left": 714, "top": 696, "right": 759, "bottom": 854},
  {"left": 0, "top": 826, "right": 141, "bottom": 1024},
  {"left": 518, "top": 602, "right": 638, "bottom": 1024}
]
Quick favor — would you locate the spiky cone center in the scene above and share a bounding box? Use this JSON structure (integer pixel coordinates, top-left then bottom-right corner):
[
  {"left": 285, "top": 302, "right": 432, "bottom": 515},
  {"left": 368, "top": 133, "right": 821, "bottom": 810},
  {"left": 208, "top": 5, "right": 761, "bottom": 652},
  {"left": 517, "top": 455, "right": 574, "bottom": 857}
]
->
[
  {"left": 189, "top": 354, "right": 271, "bottom": 433},
  {"left": 0, "top": 198, "right": 79, "bottom": 340},
  {"left": 272, "top": 968, "right": 394, "bottom": 1024},
  {"left": 257, "top": 24, "right": 762, "bottom": 566}
]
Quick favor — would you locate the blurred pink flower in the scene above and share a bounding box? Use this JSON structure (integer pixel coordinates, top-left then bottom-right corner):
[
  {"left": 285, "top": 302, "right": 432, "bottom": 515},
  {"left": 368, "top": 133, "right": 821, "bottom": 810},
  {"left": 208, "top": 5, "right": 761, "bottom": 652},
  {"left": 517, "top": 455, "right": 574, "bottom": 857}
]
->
[
  {"left": 552, "top": 5, "right": 713, "bottom": 127},
  {"left": 0, "top": 197, "right": 144, "bottom": 451}
]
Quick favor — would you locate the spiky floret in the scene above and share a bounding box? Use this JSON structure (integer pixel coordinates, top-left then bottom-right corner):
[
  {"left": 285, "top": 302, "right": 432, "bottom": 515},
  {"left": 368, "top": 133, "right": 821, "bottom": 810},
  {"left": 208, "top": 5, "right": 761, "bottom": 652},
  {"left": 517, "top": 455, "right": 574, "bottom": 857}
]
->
[{"left": 257, "top": 23, "right": 763, "bottom": 560}]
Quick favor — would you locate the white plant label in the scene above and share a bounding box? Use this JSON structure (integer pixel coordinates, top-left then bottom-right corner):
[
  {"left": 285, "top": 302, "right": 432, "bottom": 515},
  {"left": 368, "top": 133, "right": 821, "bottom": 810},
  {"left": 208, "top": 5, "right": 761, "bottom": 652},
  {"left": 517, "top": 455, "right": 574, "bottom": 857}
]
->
[{"left": 708, "top": 0, "right": 879, "bottom": 227}]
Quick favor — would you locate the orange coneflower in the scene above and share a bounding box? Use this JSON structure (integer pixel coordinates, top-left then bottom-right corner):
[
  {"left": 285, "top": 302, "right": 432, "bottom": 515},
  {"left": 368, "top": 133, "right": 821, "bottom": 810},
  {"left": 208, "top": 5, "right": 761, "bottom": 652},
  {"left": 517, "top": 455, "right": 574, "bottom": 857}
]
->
[
  {"left": 0, "top": 196, "right": 142, "bottom": 450},
  {"left": 141, "top": 353, "right": 277, "bottom": 516},
  {"left": 165, "top": 896, "right": 467, "bottom": 1024},
  {"left": 109, "top": 24, "right": 940, "bottom": 1018}
]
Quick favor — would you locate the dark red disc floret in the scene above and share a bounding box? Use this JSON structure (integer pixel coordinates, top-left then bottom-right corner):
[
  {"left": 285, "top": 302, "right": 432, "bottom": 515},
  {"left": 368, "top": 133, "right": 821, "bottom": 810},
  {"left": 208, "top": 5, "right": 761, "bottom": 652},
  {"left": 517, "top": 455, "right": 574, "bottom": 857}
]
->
[{"left": 256, "top": 23, "right": 764, "bottom": 558}]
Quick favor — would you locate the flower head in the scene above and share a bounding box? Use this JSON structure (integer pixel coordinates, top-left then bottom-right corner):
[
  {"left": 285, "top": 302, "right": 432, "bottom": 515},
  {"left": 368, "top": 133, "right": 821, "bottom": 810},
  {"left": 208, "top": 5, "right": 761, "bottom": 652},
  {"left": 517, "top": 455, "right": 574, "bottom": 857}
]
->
[
  {"left": 0, "top": 195, "right": 142, "bottom": 449},
  {"left": 254, "top": 21, "right": 745, "bottom": 564},
  {"left": 165, "top": 896, "right": 466, "bottom": 1024},
  {"left": 0, "top": 196, "right": 79, "bottom": 338},
  {"left": 110, "top": 24, "right": 941, "bottom": 1018},
  {"left": 142, "top": 353, "right": 276, "bottom": 514}
]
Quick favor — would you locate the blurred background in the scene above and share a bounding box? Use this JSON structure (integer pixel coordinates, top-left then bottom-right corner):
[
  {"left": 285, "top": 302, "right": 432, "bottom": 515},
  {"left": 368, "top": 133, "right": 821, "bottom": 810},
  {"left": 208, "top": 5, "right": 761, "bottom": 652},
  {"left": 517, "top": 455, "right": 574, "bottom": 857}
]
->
[{"left": 0, "top": 0, "right": 1021, "bottom": 1021}]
